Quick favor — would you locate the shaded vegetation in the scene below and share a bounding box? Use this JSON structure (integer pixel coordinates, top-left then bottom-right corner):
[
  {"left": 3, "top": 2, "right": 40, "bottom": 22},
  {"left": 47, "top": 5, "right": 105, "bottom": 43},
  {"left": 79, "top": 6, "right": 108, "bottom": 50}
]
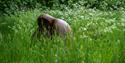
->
[{"left": 0, "top": 0, "right": 125, "bottom": 15}]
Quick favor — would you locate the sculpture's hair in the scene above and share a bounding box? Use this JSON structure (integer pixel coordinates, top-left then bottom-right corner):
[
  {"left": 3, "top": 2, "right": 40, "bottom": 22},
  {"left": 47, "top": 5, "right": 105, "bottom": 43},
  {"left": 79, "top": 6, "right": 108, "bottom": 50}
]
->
[{"left": 37, "top": 14, "right": 56, "bottom": 36}]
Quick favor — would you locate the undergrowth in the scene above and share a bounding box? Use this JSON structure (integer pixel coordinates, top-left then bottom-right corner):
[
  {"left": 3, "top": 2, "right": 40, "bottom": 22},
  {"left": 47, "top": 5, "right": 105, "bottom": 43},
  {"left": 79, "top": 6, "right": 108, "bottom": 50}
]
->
[{"left": 0, "top": 8, "right": 125, "bottom": 63}]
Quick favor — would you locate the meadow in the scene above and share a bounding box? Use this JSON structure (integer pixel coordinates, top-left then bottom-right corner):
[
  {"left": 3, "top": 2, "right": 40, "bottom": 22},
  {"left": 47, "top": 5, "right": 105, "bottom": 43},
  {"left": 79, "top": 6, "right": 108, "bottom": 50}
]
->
[{"left": 0, "top": 7, "right": 125, "bottom": 63}]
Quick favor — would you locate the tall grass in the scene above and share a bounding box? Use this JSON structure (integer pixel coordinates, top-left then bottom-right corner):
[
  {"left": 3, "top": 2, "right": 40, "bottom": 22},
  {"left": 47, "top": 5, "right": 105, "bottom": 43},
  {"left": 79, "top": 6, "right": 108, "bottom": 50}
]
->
[{"left": 0, "top": 8, "right": 125, "bottom": 63}]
